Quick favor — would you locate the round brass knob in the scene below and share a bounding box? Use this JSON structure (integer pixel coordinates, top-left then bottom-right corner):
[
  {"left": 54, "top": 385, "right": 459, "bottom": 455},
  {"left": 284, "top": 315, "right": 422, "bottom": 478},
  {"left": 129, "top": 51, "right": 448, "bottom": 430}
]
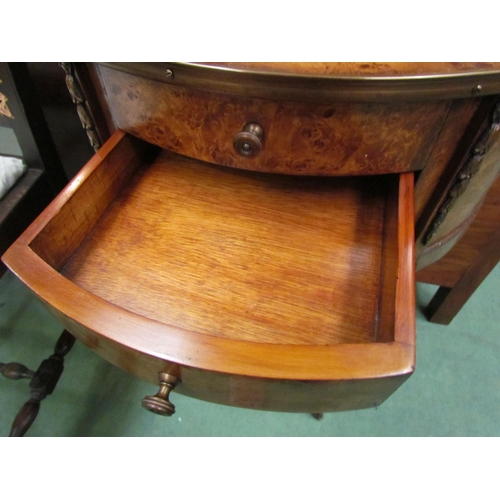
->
[
  {"left": 142, "top": 373, "right": 179, "bottom": 416},
  {"left": 233, "top": 123, "right": 265, "bottom": 158}
]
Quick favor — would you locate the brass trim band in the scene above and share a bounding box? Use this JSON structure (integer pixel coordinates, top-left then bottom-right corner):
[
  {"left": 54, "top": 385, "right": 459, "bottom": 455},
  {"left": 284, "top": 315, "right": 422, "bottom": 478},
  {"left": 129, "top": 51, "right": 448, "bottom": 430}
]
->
[{"left": 99, "top": 62, "right": 500, "bottom": 103}]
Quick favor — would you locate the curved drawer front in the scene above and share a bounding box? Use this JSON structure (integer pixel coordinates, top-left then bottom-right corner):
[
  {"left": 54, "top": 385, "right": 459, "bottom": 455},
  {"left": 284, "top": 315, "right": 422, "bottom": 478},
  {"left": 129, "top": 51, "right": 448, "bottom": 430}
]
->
[
  {"left": 97, "top": 65, "right": 450, "bottom": 176},
  {"left": 2, "top": 131, "right": 415, "bottom": 413}
]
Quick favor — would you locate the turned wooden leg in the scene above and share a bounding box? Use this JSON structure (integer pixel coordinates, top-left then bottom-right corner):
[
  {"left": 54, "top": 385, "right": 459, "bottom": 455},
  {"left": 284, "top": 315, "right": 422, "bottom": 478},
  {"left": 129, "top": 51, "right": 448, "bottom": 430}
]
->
[{"left": 9, "top": 330, "right": 76, "bottom": 437}]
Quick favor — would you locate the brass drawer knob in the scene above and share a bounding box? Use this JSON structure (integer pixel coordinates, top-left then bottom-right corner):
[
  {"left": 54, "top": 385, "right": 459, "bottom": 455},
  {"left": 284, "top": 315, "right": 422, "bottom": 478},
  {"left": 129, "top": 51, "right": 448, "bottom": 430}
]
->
[
  {"left": 233, "top": 123, "right": 265, "bottom": 158},
  {"left": 142, "top": 372, "right": 179, "bottom": 416}
]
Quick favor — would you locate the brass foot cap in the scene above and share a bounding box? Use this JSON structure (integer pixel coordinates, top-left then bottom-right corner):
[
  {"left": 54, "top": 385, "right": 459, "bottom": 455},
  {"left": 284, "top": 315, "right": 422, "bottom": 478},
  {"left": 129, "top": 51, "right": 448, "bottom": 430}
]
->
[{"left": 142, "top": 396, "right": 175, "bottom": 416}]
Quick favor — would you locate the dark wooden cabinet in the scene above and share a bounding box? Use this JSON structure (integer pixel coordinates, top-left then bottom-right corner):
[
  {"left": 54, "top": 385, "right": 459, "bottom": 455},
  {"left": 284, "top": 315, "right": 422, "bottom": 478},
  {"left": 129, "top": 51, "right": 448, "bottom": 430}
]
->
[{"left": 0, "top": 63, "right": 68, "bottom": 276}]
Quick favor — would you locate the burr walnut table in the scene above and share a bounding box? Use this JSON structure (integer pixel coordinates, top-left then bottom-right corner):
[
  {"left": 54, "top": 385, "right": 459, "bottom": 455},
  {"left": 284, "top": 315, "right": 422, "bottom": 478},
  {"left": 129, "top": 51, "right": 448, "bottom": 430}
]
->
[{"left": 3, "top": 63, "right": 500, "bottom": 418}]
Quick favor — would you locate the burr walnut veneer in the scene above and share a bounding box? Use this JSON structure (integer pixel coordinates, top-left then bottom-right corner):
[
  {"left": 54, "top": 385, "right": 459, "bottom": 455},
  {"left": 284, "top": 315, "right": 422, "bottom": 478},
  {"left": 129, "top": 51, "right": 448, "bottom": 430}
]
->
[{"left": 95, "top": 63, "right": 500, "bottom": 273}]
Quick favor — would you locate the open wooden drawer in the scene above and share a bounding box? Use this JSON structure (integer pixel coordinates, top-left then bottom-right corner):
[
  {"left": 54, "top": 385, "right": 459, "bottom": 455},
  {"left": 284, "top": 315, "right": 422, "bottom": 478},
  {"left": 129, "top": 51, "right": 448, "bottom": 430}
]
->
[{"left": 2, "top": 131, "right": 415, "bottom": 414}]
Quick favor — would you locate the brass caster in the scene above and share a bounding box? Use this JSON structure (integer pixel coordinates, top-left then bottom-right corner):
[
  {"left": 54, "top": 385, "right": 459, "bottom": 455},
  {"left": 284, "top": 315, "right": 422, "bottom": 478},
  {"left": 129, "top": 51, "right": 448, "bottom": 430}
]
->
[
  {"left": 142, "top": 373, "right": 179, "bottom": 417},
  {"left": 311, "top": 413, "right": 323, "bottom": 421}
]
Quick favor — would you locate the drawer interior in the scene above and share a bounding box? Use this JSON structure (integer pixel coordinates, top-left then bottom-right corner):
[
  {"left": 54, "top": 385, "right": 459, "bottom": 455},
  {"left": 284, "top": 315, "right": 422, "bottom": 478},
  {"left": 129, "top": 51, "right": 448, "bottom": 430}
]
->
[{"left": 28, "top": 132, "right": 402, "bottom": 347}]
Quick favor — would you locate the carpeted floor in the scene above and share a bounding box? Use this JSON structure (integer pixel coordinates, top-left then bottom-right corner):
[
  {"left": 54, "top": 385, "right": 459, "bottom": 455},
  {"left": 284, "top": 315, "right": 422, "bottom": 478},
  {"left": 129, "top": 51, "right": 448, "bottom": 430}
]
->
[{"left": 1, "top": 264, "right": 499, "bottom": 437}]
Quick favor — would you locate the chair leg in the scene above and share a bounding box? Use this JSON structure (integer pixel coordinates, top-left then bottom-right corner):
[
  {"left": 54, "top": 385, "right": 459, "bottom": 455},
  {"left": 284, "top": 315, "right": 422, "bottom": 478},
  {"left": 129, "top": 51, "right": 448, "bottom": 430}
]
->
[{"left": 9, "top": 330, "right": 76, "bottom": 437}]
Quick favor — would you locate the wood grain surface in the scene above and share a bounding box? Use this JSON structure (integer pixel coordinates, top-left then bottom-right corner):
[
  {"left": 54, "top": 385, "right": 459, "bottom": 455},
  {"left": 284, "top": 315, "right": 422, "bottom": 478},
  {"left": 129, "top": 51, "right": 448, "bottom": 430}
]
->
[
  {"left": 2, "top": 131, "right": 416, "bottom": 412},
  {"left": 417, "top": 174, "right": 500, "bottom": 288},
  {"left": 199, "top": 62, "right": 500, "bottom": 77},
  {"left": 423, "top": 218, "right": 500, "bottom": 325},
  {"left": 414, "top": 98, "right": 484, "bottom": 224},
  {"left": 6, "top": 247, "right": 415, "bottom": 412},
  {"left": 98, "top": 66, "right": 450, "bottom": 176},
  {"left": 416, "top": 99, "right": 500, "bottom": 270},
  {"left": 61, "top": 149, "right": 390, "bottom": 345}
]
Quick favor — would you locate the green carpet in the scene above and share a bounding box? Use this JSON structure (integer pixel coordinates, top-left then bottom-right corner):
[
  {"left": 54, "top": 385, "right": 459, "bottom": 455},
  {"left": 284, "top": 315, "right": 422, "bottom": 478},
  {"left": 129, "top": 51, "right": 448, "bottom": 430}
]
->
[{"left": 1, "top": 265, "right": 499, "bottom": 437}]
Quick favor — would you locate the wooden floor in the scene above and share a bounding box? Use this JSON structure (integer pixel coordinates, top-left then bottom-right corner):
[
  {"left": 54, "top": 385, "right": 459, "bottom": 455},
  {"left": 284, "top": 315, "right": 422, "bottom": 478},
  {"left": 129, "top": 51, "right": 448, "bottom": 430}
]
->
[{"left": 62, "top": 150, "right": 389, "bottom": 345}]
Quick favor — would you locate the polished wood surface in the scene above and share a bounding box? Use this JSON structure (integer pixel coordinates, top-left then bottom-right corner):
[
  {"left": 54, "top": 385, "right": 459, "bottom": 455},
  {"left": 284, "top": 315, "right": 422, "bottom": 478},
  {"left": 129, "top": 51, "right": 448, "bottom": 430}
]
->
[
  {"left": 29, "top": 132, "right": 154, "bottom": 270},
  {"left": 103, "top": 63, "right": 500, "bottom": 103},
  {"left": 425, "top": 221, "right": 500, "bottom": 325},
  {"left": 416, "top": 97, "right": 500, "bottom": 270},
  {"left": 2, "top": 131, "right": 415, "bottom": 412},
  {"left": 414, "top": 98, "right": 486, "bottom": 223},
  {"left": 417, "top": 175, "right": 500, "bottom": 324},
  {"left": 63, "top": 151, "right": 390, "bottom": 345},
  {"left": 97, "top": 65, "right": 450, "bottom": 176},
  {"left": 200, "top": 62, "right": 500, "bottom": 77},
  {"left": 5, "top": 62, "right": 500, "bottom": 421},
  {"left": 5, "top": 61, "right": 500, "bottom": 419},
  {"left": 89, "top": 64, "right": 500, "bottom": 275},
  {"left": 418, "top": 175, "right": 500, "bottom": 288}
]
